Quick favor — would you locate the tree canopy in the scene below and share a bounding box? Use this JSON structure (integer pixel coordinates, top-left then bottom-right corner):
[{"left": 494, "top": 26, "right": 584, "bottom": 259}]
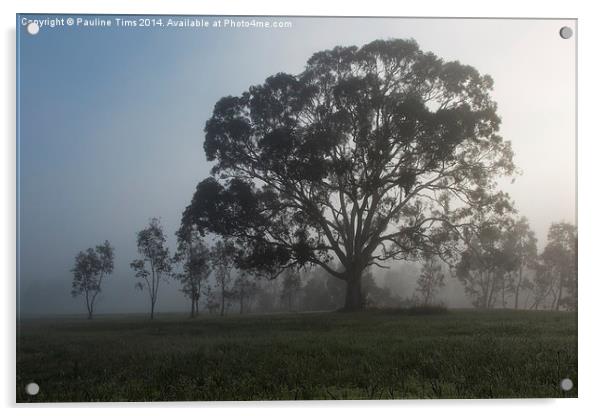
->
[{"left": 182, "top": 38, "right": 515, "bottom": 310}]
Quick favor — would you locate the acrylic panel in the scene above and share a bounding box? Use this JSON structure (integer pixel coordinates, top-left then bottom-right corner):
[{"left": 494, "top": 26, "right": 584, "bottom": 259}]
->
[{"left": 16, "top": 15, "right": 577, "bottom": 402}]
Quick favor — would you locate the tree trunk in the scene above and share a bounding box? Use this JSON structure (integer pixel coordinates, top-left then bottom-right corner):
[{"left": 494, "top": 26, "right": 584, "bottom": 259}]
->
[
  {"left": 190, "top": 298, "right": 195, "bottom": 318},
  {"left": 343, "top": 269, "right": 363, "bottom": 311},
  {"left": 514, "top": 267, "right": 522, "bottom": 310},
  {"left": 485, "top": 273, "right": 494, "bottom": 309},
  {"left": 85, "top": 290, "right": 92, "bottom": 319},
  {"left": 150, "top": 267, "right": 157, "bottom": 320},
  {"left": 501, "top": 274, "right": 505, "bottom": 308},
  {"left": 87, "top": 297, "right": 93, "bottom": 319},
  {"left": 523, "top": 292, "right": 530, "bottom": 309},
  {"left": 556, "top": 277, "right": 564, "bottom": 311},
  {"left": 483, "top": 272, "right": 491, "bottom": 309},
  {"left": 220, "top": 289, "right": 225, "bottom": 317}
]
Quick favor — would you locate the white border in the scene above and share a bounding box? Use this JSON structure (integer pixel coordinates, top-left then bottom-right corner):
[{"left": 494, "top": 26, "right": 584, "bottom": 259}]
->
[{"left": 3, "top": 1, "right": 600, "bottom": 415}]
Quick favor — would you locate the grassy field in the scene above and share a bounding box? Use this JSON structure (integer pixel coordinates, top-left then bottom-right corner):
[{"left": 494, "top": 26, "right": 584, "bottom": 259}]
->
[{"left": 16, "top": 309, "right": 577, "bottom": 402}]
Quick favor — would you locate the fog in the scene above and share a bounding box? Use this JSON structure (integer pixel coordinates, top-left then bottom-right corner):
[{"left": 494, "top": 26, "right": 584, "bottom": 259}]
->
[{"left": 17, "top": 16, "right": 575, "bottom": 316}]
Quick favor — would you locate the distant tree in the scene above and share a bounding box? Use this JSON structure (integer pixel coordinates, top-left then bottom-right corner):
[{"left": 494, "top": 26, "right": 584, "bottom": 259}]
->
[
  {"left": 130, "top": 218, "right": 172, "bottom": 320},
  {"left": 502, "top": 217, "right": 538, "bottom": 309},
  {"left": 203, "top": 285, "right": 221, "bottom": 314},
  {"left": 211, "top": 240, "right": 237, "bottom": 316},
  {"left": 382, "top": 262, "right": 420, "bottom": 300},
  {"left": 181, "top": 38, "right": 515, "bottom": 311},
  {"left": 529, "top": 261, "right": 555, "bottom": 310},
  {"left": 173, "top": 226, "right": 211, "bottom": 317},
  {"left": 455, "top": 217, "right": 513, "bottom": 309},
  {"left": 539, "top": 222, "right": 577, "bottom": 311},
  {"left": 301, "top": 268, "right": 346, "bottom": 311},
  {"left": 361, "top": 270, "right": 401, "bottom": 309},
  {"left": 71, "top": 240, "right": 114, "bottom": 319},
  {"left": 414, "top": 256, "right": 445, "bottom": 306},
  {"left": 299, "top": 266, "right": 399, "bottom": 310},
  {"left": 255, "top": 279, "right": 282, "bottom": 313},
  {"left": 280, "top": 269, "right": 302, "bottom": 311},
  {"left": 232, "top": 272, "right": 258, "bottom": 314},
  {"left": 564, "top": 236, "right": 578, "bottom": 311}
]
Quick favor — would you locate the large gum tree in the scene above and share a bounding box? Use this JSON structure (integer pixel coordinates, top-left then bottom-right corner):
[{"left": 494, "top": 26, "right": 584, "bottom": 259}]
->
[{"left": 182, "top": 39, "right": 515, "bottom": 311}]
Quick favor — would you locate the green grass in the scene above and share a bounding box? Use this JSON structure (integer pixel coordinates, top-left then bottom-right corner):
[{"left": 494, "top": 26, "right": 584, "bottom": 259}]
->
[{"left": 16, "top": 309, "right": 577, "bottom": 402}]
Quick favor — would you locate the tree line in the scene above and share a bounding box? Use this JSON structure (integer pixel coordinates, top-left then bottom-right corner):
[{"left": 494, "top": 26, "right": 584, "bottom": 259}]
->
[{"left": 70, "top": 215, "right": 575, "bottom": 319}]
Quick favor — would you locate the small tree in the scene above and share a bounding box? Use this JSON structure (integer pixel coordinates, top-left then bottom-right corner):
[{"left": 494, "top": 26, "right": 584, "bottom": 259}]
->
[
  {"left": 361, "top": 270, "right": 401, "bottom": 309},
  {"left": 280, "top": 269, "right": 302, "bottom": 311},
  {"left": 255, "top": 279, "right": 283, "bottom": 313},
  {"left": 529, "top": 261, "right": 556, "bottom": 310},
  {"left": 71, "top": 240, "right": 114, "bottom": 319},
  {"left": 414, "top": 257, "right": 445, "bottom": 307},
  {"left": 173, "top": 226, "right": 211, "bottom": 317},
  {"left": 211, "top": 240, "right": 237, "bottom": 316},
  {"left": 455, "top": 216, "right": 514, "bottom": 309},
  {"left": 502, "top": 217, "right": 537, "bottom": 309},
  {"left": 539, "top": 222, "right": 577, "bottom": 310},
  {"left": 300, "top": 268, "right": 346, "bottom": 311},
  {"left": 203, "top": 285, "right": 221, "bottom": 314},
  {"left": 131, "top": 218, "right": 172, "bottom": 320},
  {"left": 232, "top": 272, "right": 258, "bottom": 314}
]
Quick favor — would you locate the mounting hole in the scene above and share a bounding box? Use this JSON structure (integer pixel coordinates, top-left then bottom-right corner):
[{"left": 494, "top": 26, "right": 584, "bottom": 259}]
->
[
  {"left": 559, "top": 26, "right": 573, "bottom": 39},
  {"left": 560, "top": 378, "right": 573, "bottom": 391},
  {"left": 26, "top": 22, "right": 40, "bottom": 36},
  {"left": 25, "top": 382, "right": 39, "bottom": 396}
]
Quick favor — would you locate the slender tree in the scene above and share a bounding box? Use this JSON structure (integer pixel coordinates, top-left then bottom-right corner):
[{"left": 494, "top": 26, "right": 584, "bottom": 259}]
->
[
  {"left": 203, "top": 285, "right": 221, "bottom": 314},
  {"left": 232, "top": 272, "right": 258, "bottom": 314},
  {"left": 182, "top": 38, "right": 515, "bottom": 311},
  {"left": 173, "top": 226, "right": 211, "bottom": 317},
  {"left": 455, "top": 216, "right": 514, "bottom": 309},
  {"left": 211, "top": 240, "right": 237, "bottom": 316},
  {"left": 539, "top": 222, "right": 577, "bottom": 311},
  {"left": 503, "top": 217, "right": 537, "bottom": 309},
  {"left": 71, "top": 240, "right": 114, "bottom": 319},
  {"left": 414, "top": 256, "right": 445, "bottom": 306},
  {"left": 530, "top": 261, "right": 556, "bottom": 310},
  {"left": 131, "top": 218, "right": 171, "bottom": 320},
  {"left": 280, "top": 269, "right": 302, "bottom": 311}
]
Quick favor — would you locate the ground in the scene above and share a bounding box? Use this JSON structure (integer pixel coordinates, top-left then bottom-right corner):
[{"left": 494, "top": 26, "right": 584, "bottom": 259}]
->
[{"left": 16, "top": 309, "right": 577, "bottom": 402}]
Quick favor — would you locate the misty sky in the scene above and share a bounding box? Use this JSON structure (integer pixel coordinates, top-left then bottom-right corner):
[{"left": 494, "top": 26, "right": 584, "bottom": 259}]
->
[{"left": 17, "top": 16, "right": 576, "bottom": 315}]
